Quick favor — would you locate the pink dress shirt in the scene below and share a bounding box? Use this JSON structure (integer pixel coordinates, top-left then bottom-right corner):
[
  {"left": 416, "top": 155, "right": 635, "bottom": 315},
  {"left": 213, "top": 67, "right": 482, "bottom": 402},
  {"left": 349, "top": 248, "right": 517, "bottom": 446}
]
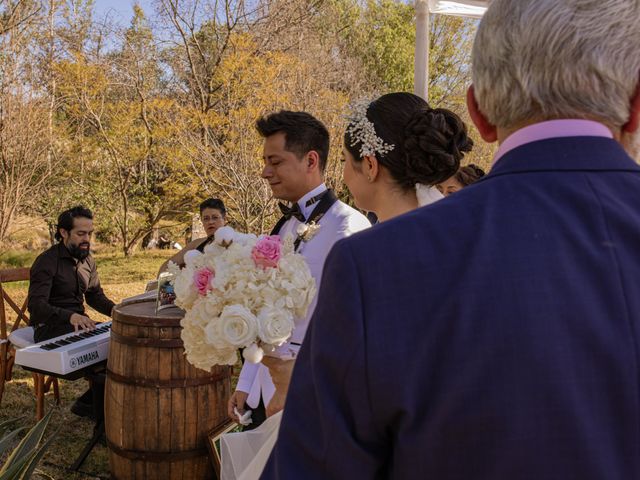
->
[{"left": 493, "top": 119, "right": 614, "bottom": 165}]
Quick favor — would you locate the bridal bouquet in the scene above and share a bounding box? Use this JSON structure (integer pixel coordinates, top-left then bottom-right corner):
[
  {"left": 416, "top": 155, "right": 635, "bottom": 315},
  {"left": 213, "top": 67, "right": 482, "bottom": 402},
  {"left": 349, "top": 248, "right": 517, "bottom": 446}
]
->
[{"left": 168, "top": 227, "right": 316, "bottom": 371}]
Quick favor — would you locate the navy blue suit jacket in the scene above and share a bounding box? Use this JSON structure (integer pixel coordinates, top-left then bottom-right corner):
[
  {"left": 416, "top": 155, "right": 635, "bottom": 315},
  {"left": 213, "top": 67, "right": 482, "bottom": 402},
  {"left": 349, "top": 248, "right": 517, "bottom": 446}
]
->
[{"left": 262, "top": 137, "right": 640, "bottom": 479}]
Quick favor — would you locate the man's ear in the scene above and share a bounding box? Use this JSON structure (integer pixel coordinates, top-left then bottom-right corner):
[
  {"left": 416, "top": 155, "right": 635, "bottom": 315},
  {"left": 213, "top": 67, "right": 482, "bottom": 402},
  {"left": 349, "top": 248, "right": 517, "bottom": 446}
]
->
[
  {"left": 467, "top": 85, "right": 498, "bottom": 143},
  {"left": 306, "top": 151, "right": 320, "bottom": 172},
  {"left": 59, "top": 229, "right": 69, "bottom": 242},
  {"left": 622, "top": 76, "right": 640, "bottom": 134}
]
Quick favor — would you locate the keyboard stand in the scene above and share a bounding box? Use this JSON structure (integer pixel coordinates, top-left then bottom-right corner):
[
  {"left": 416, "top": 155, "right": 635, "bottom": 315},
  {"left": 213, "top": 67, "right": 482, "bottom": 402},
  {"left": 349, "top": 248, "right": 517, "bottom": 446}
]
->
[
  {"left": 21, "top": 363, "right": 108, "bottom": 473},
  {"left": 70, "top": 420, "right": 104, "bottom": 471},
  {"left": 69, "top": 370, "right": 106, "bottom": 472}
]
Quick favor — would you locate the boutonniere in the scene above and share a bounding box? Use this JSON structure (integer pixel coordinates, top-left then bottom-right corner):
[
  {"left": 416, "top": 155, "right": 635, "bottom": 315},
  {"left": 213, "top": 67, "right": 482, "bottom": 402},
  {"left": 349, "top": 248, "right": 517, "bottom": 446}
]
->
[{"left": 296, "top": 221, "right": 321, "bottom": 243}]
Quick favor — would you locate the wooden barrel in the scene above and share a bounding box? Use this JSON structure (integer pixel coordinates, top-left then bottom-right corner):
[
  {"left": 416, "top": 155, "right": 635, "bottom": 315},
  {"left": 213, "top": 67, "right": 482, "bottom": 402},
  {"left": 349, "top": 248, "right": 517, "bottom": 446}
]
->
[{"left": 105, "top": 297, "right": 231, "bottom": 480}]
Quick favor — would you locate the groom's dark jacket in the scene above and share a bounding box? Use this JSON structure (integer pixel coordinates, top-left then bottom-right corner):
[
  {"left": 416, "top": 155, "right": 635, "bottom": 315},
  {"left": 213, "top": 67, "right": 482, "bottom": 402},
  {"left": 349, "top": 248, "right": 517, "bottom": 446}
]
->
[{"left": 262, "top": 136, "right": 640, "bottom": 479}]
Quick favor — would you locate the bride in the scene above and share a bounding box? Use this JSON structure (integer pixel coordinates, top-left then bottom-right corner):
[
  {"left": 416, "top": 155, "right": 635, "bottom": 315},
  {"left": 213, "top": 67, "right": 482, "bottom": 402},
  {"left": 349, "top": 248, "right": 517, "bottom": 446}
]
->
[
  {"left": 220, "top": 92, "right": 473, "bottom": 479},
  {"left": 341, "top": 92, "right": 472, "bottom": 220}
]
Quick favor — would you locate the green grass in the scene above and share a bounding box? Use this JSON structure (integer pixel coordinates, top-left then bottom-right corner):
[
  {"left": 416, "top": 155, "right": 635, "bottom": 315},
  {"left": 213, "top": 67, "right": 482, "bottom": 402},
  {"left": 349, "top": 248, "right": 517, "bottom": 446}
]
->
[
  {"left": 93, "top": 250, "right": 174, "bottom": 284},
  {"left": 0, "top": 248, "right": 177, "bottom": 479},
  {"left": 1, "top": 369, "right": 110, "bottom": 480},
  {"left": 0, "top": 249, "right": 39, "bottom": 269}
]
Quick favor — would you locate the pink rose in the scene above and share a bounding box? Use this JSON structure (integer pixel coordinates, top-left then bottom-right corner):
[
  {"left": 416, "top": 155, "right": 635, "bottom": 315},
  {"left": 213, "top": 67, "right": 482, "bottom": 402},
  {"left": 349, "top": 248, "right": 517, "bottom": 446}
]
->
[
  {"left": 251, "top": 235, "right": 282, "bottom": 269},
  {"left": 193, "top": 267, "right": 215, "bottom": 296}
]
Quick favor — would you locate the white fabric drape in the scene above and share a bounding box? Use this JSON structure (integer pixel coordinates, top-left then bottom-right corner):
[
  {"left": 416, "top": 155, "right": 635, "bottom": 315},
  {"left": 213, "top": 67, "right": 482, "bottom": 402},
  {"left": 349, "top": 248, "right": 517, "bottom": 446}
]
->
[
  {"left": 220, "top": 411, "right": 282, "bottom": 480},
  {"left": 428, "top": 0, "right": 489, "bottom": 18}
]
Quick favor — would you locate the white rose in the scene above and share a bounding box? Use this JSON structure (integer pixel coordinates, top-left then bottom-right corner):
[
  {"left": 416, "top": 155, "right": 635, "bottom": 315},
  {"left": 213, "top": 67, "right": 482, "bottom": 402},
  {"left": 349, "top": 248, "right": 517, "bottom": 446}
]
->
[
  {"left": 203, "top": 317, "right": 232, "bottom": 348},
  {"left": 218, "top": 304, "right": 259, "bottom": 347},
  {"left": 214, "top": 226, "right": 236, "bottom": 246},
  {"left": 257, "top": 307, "right": 294, "bottom": 346},
  {"left": 242, "top": 343, "right": 264, "bottom": 364},
  {"left": 217, "top": 347, "right": 240, "bottom": 365},
  {"left": 233, "top": 232, "right": 258, "bottom": 245},
  {"left": 183, "top": 249, "right": 202, "bottom": 266},
  {"left": 181, "top": 322, "right": 220, "bottom": 370},
  {"left": 174, "top": 268, "right": 197, "bottom": 308}
]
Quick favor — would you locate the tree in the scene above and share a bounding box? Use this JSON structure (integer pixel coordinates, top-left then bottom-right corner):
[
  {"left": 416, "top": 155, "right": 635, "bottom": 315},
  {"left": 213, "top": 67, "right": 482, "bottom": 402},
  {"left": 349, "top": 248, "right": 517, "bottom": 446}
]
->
[
  {"left": 0, "top": 0, "right": 58, "bottom": 243},
  {"left": 54, "top": 7, "right": 196, "bottom": 255},
  {"left": 172, "top": 33, "right": 352, "bottom": 233},
  {"left": 0, "top": 93, "right": 54, "bottom": 242},
  {"left": 0, "top": 0, "right": 40, "bottom": 36}
]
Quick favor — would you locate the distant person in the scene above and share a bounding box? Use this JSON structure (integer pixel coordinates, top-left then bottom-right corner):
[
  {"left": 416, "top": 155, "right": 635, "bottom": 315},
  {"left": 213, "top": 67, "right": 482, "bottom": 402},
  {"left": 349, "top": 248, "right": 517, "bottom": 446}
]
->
[
  {"left": 437, "top": 164, "right": 486, "bottom": 196},
  {"left": 158, "top": 198, "right": 226, "bottom": 275},
  {"left": 145, "top": 237, "right": 158, "bottom": 249},
  {"left": 28, "top": 205, "right": 114, "bottom": 418},
  {"left": 157, "top": 235, "right": 171, "bottom": 249}
]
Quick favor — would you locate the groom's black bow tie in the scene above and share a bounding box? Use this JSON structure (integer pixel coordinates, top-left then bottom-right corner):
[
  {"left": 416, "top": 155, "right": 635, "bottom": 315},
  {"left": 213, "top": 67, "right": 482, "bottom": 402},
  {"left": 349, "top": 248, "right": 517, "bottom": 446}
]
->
[
  {"left": 278, "top": 191, "right": 327, "bottom": 222},
  {"left": 278, "top": 202, "right": 305, "bottom": 222}
]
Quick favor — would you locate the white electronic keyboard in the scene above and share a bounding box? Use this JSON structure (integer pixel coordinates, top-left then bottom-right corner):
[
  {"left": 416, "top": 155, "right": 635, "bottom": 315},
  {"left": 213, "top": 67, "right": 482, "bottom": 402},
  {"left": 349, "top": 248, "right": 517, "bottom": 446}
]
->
[{"left": 15, "top": 321, "right": 111, "bottom": 377}]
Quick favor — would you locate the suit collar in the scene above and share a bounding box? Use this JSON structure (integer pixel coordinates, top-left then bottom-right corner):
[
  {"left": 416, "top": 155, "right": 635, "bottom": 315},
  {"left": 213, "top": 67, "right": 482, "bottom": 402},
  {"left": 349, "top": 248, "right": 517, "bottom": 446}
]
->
[
  {"left": 489, "top": 136, "right": 640, "bottom": 178},
  {"left": 493, "top": 119, "right": 613, "bottom": 165},
  {"left": 297, "top": 183, "right": 327, "bottom": 220}
]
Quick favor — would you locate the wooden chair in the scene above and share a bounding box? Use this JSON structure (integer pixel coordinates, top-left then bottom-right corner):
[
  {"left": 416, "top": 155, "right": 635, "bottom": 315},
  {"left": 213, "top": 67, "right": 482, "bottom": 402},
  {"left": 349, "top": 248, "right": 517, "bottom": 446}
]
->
[{"left": 0, "top": 267, "right": 60, "bottom": 419}]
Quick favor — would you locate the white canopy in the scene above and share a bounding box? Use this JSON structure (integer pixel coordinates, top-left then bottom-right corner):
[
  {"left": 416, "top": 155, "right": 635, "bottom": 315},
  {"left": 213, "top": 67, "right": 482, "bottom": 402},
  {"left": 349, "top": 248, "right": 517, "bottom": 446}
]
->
[
  {"left": 428, "top": 0, "right": 488, "bottom": 18},
  {"left": 414, "top": 0, "right": 490, "bottom": 99}
]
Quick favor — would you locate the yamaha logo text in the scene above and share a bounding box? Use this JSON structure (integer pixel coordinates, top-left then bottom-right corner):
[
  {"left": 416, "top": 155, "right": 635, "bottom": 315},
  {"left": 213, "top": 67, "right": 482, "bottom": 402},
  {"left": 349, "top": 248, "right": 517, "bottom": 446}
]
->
[{"left": 69, "top": 350, "right": 99, "bottom": 369}]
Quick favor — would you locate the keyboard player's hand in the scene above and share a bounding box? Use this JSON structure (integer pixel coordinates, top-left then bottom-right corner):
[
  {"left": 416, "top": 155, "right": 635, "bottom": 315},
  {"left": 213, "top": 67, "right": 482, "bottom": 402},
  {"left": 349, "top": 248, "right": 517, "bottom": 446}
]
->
[{"left": 70, "top": 313, "right": 96, "bottom": 332}]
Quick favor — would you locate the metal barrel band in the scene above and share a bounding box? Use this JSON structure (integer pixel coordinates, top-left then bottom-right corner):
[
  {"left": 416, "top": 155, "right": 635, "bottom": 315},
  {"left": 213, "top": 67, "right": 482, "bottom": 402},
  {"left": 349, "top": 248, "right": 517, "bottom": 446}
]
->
[
  {"left": 110, "top": 330, "right": 184, "bottom": 348},
  {"left": 107, "top": 440, "right": 208, "bottom": 462},
  {"left": 112, "top": 314, "right": 182, "bottom": 327},
  {"left": 106, "top": 369, "right": 228, "bottom": 388}
]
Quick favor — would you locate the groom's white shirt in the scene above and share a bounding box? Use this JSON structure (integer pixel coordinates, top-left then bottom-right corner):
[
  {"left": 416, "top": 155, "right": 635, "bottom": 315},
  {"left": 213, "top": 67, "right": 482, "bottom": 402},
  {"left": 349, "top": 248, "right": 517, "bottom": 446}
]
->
[{"left": 236, "top": 183, "right": 370, "bottom": 408}]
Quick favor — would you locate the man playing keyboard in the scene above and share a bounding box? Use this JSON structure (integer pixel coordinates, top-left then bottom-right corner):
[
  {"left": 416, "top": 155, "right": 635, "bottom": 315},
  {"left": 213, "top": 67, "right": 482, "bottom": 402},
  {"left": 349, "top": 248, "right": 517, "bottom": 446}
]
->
[{"left": 28, "top": 205, "right": 115, "bottom": 418}]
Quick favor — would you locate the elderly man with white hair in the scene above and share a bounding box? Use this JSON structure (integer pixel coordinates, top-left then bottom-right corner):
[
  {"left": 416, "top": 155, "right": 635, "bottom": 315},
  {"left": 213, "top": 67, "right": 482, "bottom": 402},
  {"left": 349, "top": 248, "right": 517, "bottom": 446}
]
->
[{"left": 261, "top": 1, "right": 640, "bottom": 479}]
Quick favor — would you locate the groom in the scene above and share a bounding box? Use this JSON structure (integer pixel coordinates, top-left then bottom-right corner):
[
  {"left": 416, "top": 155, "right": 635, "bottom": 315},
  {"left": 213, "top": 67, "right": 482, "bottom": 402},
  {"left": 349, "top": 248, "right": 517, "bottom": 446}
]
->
[
  {"left": 263, "top": 0, "right": 640, "bottom": 478},
  {"left": 227, "top": 110, "right": 370, "bottom": 427}
]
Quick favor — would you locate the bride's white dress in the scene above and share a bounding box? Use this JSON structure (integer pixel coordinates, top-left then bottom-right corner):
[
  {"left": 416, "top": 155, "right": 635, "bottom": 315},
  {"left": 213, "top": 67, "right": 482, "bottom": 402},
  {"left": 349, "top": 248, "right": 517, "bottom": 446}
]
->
[{"left": 220, "top": 411, "right": 282, "bottom": 480}]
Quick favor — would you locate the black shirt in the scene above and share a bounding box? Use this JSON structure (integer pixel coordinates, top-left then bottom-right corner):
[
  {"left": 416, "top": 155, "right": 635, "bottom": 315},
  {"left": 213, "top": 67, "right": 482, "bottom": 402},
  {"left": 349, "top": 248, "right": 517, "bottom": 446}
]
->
[
  {"left": 28, "top": 243, "right": 115, "bottom": 342},
  {"left": 195, "top": 236, "right": 213, "bottom": 253}
]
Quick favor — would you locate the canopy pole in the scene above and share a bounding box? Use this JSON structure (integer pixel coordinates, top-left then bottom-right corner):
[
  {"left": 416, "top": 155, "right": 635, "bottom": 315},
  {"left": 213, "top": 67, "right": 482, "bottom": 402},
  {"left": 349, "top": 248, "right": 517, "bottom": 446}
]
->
[{"left": 414, "top": 0, "right": 430, "bottom": 101}]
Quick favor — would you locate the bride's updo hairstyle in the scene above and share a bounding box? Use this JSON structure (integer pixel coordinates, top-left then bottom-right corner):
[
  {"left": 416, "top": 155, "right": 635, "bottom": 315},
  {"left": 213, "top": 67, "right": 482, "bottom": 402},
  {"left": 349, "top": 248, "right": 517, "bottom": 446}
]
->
[{"left": 344, "top": 92, "right": 473, "bottom": 189}]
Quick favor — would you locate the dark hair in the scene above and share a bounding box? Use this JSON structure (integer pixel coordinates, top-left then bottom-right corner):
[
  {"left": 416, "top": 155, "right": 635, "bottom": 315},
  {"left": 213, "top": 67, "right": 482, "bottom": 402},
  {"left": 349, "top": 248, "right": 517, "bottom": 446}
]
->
[
  {"left": 255, "top": 110, "right": 330, "bottom": 173},
  {"left": 55, "top": 206, "right": 93, "bottom": 242},
  {"left": 345, "top": 92, "right": 473, "bottom": 189},
  {"left": 199, "top": 198, "right": 226, "bottom": 217},
  {"left": 454, "top": 164, "right": 485, "bottom": 187}
]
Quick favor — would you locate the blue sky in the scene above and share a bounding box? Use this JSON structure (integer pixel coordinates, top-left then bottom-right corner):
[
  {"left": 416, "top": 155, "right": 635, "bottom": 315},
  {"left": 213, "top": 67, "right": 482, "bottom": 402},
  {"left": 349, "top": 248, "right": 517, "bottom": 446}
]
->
[{"left": 94, "top": 0, "right": 156, "bottom": 25}]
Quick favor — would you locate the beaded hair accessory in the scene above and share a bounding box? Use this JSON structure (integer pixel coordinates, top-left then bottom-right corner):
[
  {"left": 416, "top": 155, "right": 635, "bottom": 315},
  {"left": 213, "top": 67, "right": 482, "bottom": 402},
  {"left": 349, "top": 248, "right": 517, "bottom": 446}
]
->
[{"left": 345, "top": 98, "right": 395, "bottom": 158}]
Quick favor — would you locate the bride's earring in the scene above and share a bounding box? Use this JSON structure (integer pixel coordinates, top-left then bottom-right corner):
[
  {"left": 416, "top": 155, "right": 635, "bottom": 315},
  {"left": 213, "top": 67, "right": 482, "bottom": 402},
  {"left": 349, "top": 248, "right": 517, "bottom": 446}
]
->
[{"left": 367, "top": 175, "right": 372, "bottom": 182}]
